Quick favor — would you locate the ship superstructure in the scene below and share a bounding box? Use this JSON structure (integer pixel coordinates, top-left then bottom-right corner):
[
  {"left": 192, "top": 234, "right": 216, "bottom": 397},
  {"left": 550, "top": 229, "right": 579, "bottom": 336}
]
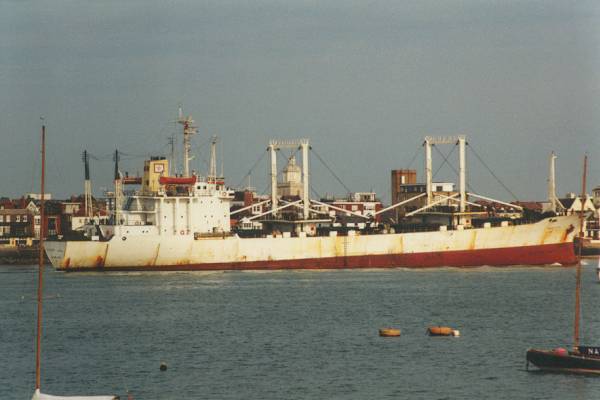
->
[
  {"left": 89, "top": 108, "right": 234, "bottom": 243},
  {"left": 95, "top": 156, "right": 232, "bottom": 241}
]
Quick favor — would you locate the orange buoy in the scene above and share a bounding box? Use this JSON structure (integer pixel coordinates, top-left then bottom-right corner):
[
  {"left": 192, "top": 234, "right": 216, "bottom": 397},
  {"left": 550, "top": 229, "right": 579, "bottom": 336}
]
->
[
  {"left": 427, "top": 326, "right": 459, "bottom": 336},
  {"left": 379, "top": 328, "right": 401, "bottom": 337}
]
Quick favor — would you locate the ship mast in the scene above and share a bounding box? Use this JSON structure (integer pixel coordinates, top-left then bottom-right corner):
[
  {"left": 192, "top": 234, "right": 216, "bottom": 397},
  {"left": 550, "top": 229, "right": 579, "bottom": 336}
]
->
[
  {"left": 113, "top": 149, "right": 122, "bottom": 225},
  {"left": 573, "top": 154, "right": 587, "bottom": 351},
  {"left": 209, "top": 135, "right": 217, "bottom": 181},
  {"left": 177, "top": 106, "right": 197, "bottom": 178},
  {"left": 168, "top": 136, "right": 176, "bottom": 176}
]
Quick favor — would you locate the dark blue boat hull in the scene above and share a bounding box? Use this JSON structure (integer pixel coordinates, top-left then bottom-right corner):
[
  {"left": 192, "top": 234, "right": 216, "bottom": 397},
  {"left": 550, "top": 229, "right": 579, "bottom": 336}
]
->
[{"left": 527, "top": 349, "right": 600, "bottom": 375}]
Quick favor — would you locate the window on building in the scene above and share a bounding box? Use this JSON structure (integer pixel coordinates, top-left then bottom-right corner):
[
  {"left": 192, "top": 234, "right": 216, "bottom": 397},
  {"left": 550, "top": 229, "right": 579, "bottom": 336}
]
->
[
  {"left": 23, "top": 215, "right": 28, "bottom": 222},
  {"left": 5, "top": 215, "right": 10, "bottom": 223},
  {"left": 351, "top": 205, "right": 358, "bottom": 211},
  {"left": 16, "top": 215, "right": 21, "bottom": 222},
  {"left": 0, "top": 215, "right": 3, "bottom": 222},
  {"left": 48, "top": 218, "right": 57, "bottom": 236}
]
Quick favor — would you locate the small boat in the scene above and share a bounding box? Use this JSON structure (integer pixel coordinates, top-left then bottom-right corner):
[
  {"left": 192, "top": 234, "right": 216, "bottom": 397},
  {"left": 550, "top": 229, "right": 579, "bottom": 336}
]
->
[
  {"left": 526, "top": 155, "right": 600, "bottom": 375},
  {"left": 379, "top": 328, "right": 401, "bottom": 337},
  {"left": 30, "top": 123, "right": 118, "bottom": 400},
  {"left": 527, "top": 347, "right": 600, "bottom": 375}
]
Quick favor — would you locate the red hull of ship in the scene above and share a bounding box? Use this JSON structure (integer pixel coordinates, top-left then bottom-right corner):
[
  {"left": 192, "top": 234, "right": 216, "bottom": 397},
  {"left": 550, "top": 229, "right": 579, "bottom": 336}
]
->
[{"left": 60, "top": 242, "right": 577, "bottom": 272}]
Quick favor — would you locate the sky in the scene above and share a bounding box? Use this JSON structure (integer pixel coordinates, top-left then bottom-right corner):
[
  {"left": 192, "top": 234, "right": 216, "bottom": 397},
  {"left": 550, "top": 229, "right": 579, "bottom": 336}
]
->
[{"left": 1, "top": 0, "right": 599, "bottom": 204}]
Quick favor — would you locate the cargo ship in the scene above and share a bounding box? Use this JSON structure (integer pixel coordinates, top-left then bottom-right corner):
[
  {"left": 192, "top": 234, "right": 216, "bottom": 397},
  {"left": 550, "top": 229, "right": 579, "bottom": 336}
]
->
[{"left": 44, "top": 110, "right": 579, "bottom": 271}]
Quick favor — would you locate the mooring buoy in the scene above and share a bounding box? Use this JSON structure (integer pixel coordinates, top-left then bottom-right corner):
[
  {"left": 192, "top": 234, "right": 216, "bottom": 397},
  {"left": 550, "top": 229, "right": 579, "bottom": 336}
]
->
[{"left": 379, "top": 327, "right": 401, "bottom": 337}]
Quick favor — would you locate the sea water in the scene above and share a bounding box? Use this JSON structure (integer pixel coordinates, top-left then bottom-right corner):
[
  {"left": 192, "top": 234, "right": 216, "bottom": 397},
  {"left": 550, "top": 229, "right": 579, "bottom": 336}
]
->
[{"left": 2, "top": 264, "right": 600, "bottom": 399}]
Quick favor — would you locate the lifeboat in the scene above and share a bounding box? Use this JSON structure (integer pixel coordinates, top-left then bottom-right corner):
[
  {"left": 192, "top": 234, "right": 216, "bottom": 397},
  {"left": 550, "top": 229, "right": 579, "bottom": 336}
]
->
[
  {"left": 159, "top": 176, "right": 197, "bottom": 185},
  {"left": 379, "top": 328, "right": 401, "bottom": 337},
  {"left": 427, "top": 326, "right": 460, "bottom": 336}
]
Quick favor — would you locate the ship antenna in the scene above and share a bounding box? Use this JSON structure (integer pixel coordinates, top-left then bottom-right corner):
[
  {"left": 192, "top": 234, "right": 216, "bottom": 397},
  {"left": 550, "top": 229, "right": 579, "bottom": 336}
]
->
[{"left": 177, "top": 105, "right": 197, "bottom": 177}]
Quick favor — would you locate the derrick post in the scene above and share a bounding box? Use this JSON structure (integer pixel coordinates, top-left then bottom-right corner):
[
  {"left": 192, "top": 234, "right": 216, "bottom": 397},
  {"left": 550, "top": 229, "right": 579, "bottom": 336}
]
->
[
  {"left": 425, "top": 138, "right": 432, "bottom": 206},
  {"left": 548, "top": 152, "right": 557, "bottom": 213},
  {"left": 458, "top": 136, "right": 466, "bottom": 213},
  {"left": 301, "top": 141, "right": 309, "bottom": 219},
  {"left": 269, "top": 143, "right": 278, "bottom": 217}
]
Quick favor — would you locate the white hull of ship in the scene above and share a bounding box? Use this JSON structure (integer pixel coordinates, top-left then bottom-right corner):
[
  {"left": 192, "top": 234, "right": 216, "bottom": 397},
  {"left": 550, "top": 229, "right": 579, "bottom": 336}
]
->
[{"left": 44, "top": 215, "right": 579, "bottom": 271}]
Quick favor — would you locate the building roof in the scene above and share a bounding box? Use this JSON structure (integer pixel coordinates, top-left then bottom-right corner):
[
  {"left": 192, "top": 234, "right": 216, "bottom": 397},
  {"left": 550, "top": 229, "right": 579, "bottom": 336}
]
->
[
  {"left": 0, "top": 208, "right": 33, "bottom": 215},
  {"left": 558, "top": 198, "right": 576, "bottom": 209},
  {"left": 0, "top": 200, "right": 14, "bottom": 209}
]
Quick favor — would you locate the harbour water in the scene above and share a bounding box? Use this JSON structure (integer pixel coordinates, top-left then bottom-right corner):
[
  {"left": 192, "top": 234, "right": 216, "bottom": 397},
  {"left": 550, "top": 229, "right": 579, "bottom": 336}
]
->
[{"left": 3, "top": 264, "right": 600, "bottom": 399}]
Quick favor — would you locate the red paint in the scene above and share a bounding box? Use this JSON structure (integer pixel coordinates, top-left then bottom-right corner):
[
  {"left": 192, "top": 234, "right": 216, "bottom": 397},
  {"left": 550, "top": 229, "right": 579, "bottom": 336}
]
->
[
  {"left": 159, "top": 176, "right": 197, "bottom": 185},
  {"left": 60, "top": 242, "right": 577, "bottom": 272}
]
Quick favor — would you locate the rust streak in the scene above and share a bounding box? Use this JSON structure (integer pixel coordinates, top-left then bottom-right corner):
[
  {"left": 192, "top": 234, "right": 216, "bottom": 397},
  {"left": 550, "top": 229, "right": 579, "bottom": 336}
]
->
[
  {"left": 469, "top": 231, "right": 477, "bottom": 251},
  {"left": 540, "top": 228, "right": 552, "bottom": 245},
  {"left": 94, "top": 256, "right": 104, "bottom": 268},
  {"left": 147, "top": 243, "right": 160, "bottom": 266},
  {"left": 562, "top": 224, "right": 575, "bottom": 243}
]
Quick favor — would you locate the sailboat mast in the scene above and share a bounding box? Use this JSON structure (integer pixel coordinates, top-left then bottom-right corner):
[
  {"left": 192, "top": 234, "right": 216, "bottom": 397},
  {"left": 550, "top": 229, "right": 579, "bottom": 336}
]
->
[
  {"left": 35, "top": 122, "right": 46, "bottom": 390},
  {"left": 574, "top": 154, "right": 587, "bottom": 351}
]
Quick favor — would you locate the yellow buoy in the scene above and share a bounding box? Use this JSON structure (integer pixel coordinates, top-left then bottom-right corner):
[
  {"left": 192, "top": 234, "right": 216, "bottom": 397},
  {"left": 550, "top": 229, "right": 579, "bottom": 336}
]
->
[
  {"left": 427, "top": 326, "right": 459, "bottom": 336},
  {"left": 379, "top": 328, "right": 401, "bottom": 337}
]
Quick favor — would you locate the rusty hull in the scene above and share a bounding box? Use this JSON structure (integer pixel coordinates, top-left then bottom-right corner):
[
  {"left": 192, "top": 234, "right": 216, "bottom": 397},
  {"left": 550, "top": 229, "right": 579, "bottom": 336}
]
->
[{"left": 45, "top": 215, "right": 579, "bottom": 271}]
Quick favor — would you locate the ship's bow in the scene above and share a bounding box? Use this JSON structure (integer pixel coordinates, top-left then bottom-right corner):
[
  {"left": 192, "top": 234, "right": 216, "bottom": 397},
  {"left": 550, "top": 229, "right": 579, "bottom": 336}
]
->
[{"left": 44, "top": 241, "right": 66, "bottom": 269}]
